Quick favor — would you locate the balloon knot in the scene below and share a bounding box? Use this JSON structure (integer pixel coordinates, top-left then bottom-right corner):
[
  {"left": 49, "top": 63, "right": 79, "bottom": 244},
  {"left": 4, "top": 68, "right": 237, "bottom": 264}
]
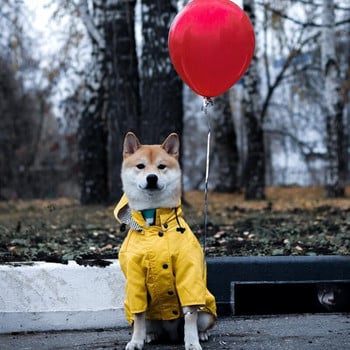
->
[{"left": 201, "top": 97, "right": 214, "bottom": 114}]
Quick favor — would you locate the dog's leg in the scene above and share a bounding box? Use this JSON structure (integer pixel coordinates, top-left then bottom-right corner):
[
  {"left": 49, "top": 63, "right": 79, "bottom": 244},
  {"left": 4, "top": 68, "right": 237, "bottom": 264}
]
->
[
  {"left": 183, "top": 306, "right": 202, "bottom": 350},
  {"left": 126, "top": 312, "right": 146, "bottom": 350}
]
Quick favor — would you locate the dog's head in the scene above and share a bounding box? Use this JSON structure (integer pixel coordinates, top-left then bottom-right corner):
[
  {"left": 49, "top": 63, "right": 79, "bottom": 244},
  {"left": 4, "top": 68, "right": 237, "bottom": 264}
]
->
[{"left": 121, "top": 132, "right": 182, "bottom": 210}]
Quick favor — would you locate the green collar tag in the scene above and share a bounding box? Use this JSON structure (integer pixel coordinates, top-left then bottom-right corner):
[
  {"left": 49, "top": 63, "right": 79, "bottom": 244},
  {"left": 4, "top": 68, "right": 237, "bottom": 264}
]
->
[{"left": 142, "top": 209, "right": 156, "bottom": 226}]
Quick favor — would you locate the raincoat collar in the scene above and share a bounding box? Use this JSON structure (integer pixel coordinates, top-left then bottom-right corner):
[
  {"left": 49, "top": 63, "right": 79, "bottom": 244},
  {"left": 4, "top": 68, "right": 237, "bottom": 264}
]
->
[{"left": 114, "top": 193, "right": 183, "bottom": 231}]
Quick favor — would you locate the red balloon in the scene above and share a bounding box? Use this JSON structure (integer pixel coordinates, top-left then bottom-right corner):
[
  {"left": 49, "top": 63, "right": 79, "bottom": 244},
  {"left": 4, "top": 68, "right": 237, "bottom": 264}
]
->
[{"left": 168, "top": 0, "right": 255, "bottom": 98}]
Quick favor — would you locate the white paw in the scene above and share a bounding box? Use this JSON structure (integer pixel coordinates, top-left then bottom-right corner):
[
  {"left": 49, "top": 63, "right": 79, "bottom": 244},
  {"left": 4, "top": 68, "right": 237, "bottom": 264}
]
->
[
  {"left": 125, "top": 340, "right": 144, "bottom": 350},
  {"left": 185, "top": 342, "right": 202, "bottom": 350},
  {"left": 145, "top": 332, "right": 158, "bottom": 344},
  {"left": 199, "top": 331, "right": 209, "bottom": 342}
]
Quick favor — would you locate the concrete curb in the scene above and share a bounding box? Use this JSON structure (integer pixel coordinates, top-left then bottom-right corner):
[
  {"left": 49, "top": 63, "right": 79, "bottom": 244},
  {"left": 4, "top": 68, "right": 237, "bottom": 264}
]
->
[
  {"left": 1, "top": 256, "right": 350, "bottom": 334},
  {"left": 0, "top": 260, "right": 128, "bottom": 333}
]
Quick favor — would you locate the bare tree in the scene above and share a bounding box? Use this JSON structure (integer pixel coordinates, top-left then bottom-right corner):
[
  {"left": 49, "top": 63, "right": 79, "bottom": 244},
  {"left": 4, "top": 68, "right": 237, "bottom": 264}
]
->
[
  {"left": 139, "top": 0, "right": 183, "bottom": 144},
  {"left": 344, "top": 19, "right": 350, "bottom": 183},
  {"left": 105, "top": 0, "right": 141, "bottom": 201},
  {"left": 211, "top": 92, "right": 240, "bottom": 192},
  {"left": 78, "top": 0, "right": 183, "bottom": 202},
  {"left": 0, "top": 1, "right": 53, "bottom": 199},
  {"left": 242, "top": 0, "right": 266, "bottom": 200},
  {"left": 78, "top": 0, "right": 140, "bottom": 203},
  {"left": 78, "top": 0, "right": 109, "bottom": 204},
  {"left": 321, "top": 0, "right": 345, "bottom": 197},
  {"left": 241, "top": 0, "right": 348, "bottom": 197}
]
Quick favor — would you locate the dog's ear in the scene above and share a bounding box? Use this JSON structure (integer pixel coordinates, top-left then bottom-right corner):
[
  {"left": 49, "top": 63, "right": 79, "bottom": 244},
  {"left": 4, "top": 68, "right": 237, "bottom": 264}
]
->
[
  {"left": 162, "top": 133, "right": 179, "bottom": 158},
  {"left": 123, "top": 132, "right": 141, "bottom": 157}
]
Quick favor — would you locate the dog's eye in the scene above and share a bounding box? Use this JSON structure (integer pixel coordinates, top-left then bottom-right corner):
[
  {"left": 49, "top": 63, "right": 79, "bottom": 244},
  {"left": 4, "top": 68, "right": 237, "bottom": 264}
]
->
[
  {"left": 158, "top": 164, "right": 166, "bottom": 170},
  {"left": 136, "top": 164, "right": 145, "bottom": 169}
]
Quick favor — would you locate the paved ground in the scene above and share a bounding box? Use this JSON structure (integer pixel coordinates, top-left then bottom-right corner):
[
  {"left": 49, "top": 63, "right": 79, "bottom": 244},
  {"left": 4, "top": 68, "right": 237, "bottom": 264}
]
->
[{"left": 1, "top": 313, "right": 350, "bottom": 350}]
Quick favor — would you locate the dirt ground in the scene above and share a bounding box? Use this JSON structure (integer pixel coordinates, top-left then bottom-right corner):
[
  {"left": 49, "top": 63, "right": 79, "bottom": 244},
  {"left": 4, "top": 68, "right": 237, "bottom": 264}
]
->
[{"left": 0, "top": 186, "right": 350, "bottom": 264}]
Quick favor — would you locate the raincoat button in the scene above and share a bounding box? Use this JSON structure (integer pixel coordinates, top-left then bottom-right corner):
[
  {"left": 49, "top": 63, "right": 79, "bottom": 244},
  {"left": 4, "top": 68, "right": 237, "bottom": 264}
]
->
[
  {"left": 163, "top": 223, "right": 168, "bottom": 229},
  {"left": 168, "top": 291, "right": 174, "bottom": 295},
  {"left": 158, "top": 231, "right": 164, "bottom": 237},
  {"left": 162, "top": 263, "right": 168, "bottom": 269},
  {"left": 172, "top": 310, "right": 179, "bottom": 315}
]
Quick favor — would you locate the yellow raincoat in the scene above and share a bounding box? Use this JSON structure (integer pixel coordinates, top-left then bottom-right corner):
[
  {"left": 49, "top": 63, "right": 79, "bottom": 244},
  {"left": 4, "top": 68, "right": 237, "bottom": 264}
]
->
[{"left": 114, "top": 194, "right": 216, "bottom": 324}]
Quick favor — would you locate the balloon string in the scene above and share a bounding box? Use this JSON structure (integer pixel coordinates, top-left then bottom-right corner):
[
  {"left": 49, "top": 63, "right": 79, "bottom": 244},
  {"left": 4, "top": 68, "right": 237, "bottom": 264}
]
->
[
  {"left": 203, "top": 128, "right": 210, "bottom": 258},
  {"left": 202, "top": 97, "right": 213, "bottom": 259}
]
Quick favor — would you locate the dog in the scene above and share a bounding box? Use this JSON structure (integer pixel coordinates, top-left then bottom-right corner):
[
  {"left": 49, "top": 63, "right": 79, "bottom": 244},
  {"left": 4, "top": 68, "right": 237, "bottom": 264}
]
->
[{"left": 114, "top": 132, "right": 216, "bottom": 350}]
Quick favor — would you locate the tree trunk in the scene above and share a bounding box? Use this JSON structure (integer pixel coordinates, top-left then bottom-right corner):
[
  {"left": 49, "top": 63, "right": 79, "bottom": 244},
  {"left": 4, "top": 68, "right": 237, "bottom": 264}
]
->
[
  {"left": 140, "top": 0, "right": 183, "bottom": 144},
  {"left": 78, "top": 0, "right": 108, "bottom": 204},
  {"left": 242, "top": 0, "right": 266, "bottom": 200},
  {"left": 105, "top": 0, "right": 141, "bottom": 201},
  {"left": 345, "top": 21, "right": 350, "bottom": 184},
  {"left": 322, "top": 0, "right": 345, "bottom": 197},
  {"left": 211, "top": 92, "right": 239, "bottom": 192}
]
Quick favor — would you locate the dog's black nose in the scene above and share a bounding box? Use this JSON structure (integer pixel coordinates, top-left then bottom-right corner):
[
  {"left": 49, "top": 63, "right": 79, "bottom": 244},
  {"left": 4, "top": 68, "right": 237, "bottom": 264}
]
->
[{"left": 146, "top": 174, "right": 158, "bottom": 189}]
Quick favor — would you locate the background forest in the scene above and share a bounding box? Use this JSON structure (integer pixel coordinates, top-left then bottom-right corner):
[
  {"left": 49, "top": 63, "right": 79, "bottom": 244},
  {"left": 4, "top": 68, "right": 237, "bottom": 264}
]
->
[{"left": 0, "top": 0, "right": 350, "bottom": 204}]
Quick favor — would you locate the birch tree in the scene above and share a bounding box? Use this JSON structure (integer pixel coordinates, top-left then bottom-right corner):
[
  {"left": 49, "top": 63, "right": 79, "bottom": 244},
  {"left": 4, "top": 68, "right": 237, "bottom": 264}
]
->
[
  {"left": 321, "top": 0, "right": 345, "bottom": 197},
  {"left": 211, "top": 92, "right": 240, "bottom": 192},
  {"left": 242, "top": 0, "right": 266, "bottom": 200}
]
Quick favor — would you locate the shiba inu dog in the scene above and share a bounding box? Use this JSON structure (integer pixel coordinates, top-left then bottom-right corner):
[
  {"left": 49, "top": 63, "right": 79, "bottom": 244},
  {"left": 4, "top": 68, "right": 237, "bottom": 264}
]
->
[{"left": 114, "top": 132, "right": 216, "bottom": 350}]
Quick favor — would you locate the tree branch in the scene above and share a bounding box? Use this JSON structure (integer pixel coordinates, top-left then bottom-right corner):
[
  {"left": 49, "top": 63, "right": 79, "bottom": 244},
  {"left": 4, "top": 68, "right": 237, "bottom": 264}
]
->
[
  {"left": 78, "top": 0, "right": 105, "bottom": 49},
  {"left": 256, "top": 2, "right": 350, "bottom": 28},
  {"left": 265, "top": 128, "right": 326, "bottom": 159}
]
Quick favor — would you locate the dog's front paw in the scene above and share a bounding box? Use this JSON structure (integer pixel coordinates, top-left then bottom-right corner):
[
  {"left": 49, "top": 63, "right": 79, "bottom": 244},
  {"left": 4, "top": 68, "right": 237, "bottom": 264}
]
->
[
  {"left": 199, "top": 330, "right": 209, "bottom": 342},
  {"left": 125, "top": 340, "right": 144, "bottom": 350},
  {"left": 146, "top": 332, "right": 159, "bottom": 344},
  {"left": 185, "top": 342, "right": 202, "bottom": 350}
]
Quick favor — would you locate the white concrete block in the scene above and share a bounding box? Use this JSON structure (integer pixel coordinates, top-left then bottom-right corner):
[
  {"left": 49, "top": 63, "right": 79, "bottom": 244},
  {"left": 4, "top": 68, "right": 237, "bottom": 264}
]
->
[{"left": 0, "top": 260, "right": 128, "bottom": 333}]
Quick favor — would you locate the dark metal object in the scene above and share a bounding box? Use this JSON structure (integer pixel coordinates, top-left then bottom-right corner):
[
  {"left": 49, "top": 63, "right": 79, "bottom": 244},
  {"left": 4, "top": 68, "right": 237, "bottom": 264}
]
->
[{"left": 207, "top": 256, "right": 350, "bottom": 315}]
